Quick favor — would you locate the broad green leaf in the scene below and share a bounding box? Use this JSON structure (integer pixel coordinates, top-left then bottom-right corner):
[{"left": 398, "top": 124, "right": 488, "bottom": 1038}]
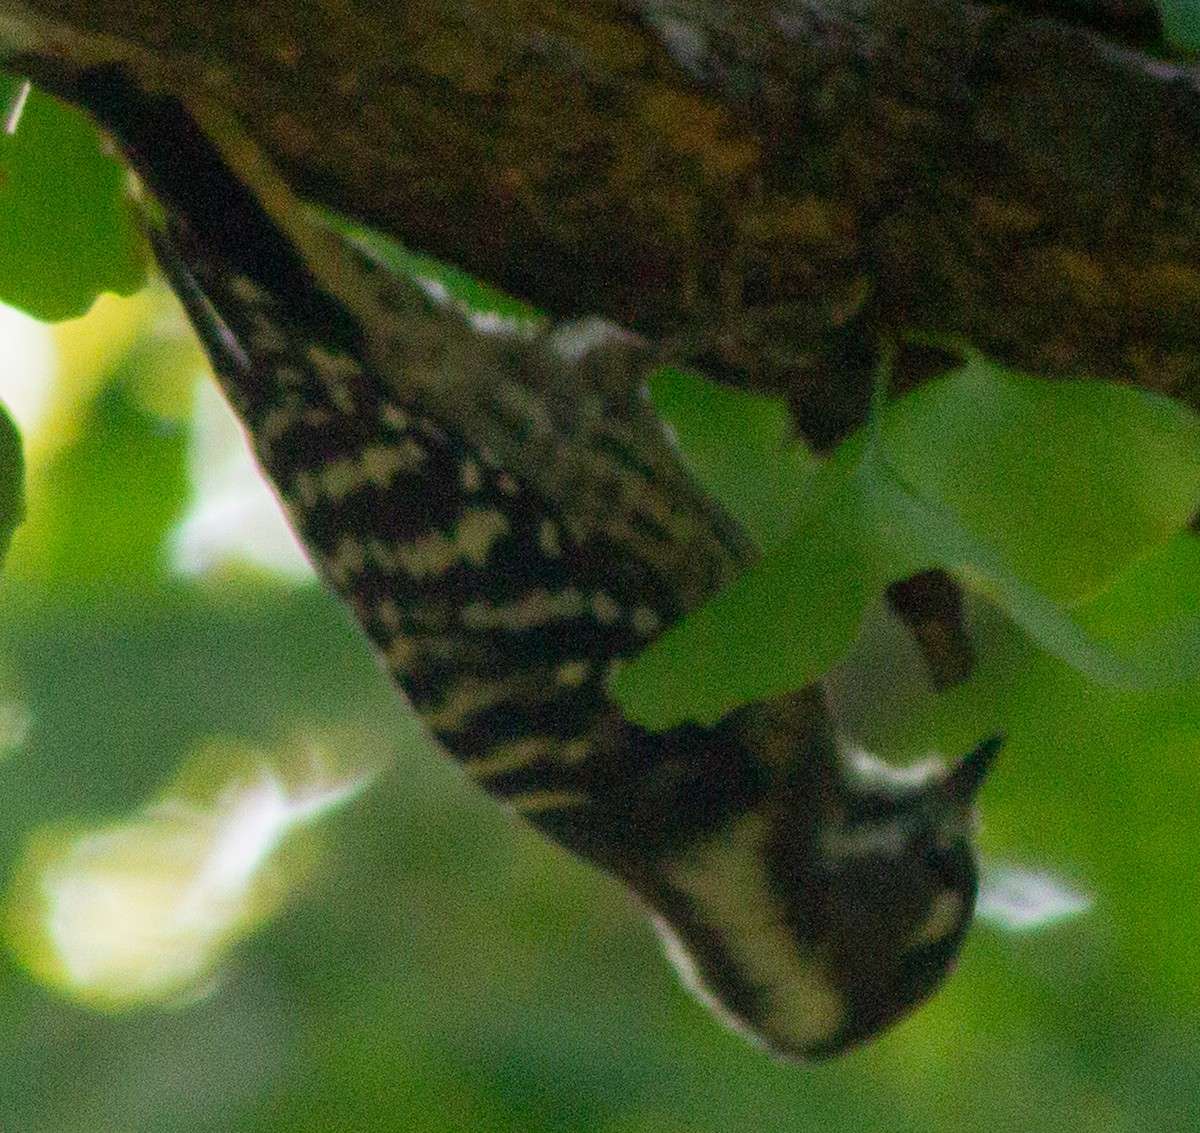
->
[
  {"left": 647, "top": 367, "right": 819, "bottom": 548},
  {"left": 876, "top": 357, "right": 1200, "bottom": 687},
  {"left": 611, "top": 462, "right": 880, "bottom": 728},
  {"left": 879, "top": 356, "right": 1200, "bottom": 606},
  {"left": 1069, "top": 530, "right": 1200, "bottom": 685},
  {"left": 610, "top": 414, "right": 944, "bottom": 729},
  {"left": 0, "top": 81, "right": 146, "bottom": 320},
  {"left": 614, "top": 356, "right": 1200, "bottom": 729},
  {"left": 869, "top": 455, "right": 1200, "bottom": 690}
]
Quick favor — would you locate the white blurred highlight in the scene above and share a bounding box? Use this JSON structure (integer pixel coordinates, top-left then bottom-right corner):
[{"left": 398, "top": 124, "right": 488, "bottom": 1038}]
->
[
  {"left": 29, "top": 755, "right": 370, "bottom": 1006},
  {"left": 0, "top": 301, "right": 56, "bottom": 435},
  {"left": 170, "top": 379, "right": 312, "bottom": 578},
  {"left": 3, "top": 79, "right": 30, "bottom": 135},
  {"left": 975, "top": 862, "right": 1092, "bottom": 932}
]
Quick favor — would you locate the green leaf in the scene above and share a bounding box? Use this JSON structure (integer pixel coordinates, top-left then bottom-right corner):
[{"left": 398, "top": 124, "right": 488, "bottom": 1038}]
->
[
  {"left": 879, "top": 355, "right": 1200, "bottom": 605},
  {"left": 614, "top": 355, "right": 1200, "bottom": 729},
  {"left": 611, "top": 371, "right": 842, "bottom": 726},
  {"left": 867, "top": 454, "right": 1200, "bottom": 690},
  {"left": 0, "top": 80, "right": 147, "bottom": 320},
  {"left": 1068, "top": 530, "right": 1200, "bottom": 686},
  {"left": 875, "top": 356, "right": 1200, "bottom": 688},
  {"left": 610, "top": 463, "right": 875, "bottom": 727},
  {"left": 646, "top": 367, "right": 819, "bottom": 548},
  {"left": 611, "top": 415, "right": 960, "bottom": 728}
]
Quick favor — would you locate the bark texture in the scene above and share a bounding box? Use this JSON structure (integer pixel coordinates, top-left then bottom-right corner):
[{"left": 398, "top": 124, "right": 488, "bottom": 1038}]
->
[{"left": 3, "top": 0, "right": 1197, "bottom": 451}]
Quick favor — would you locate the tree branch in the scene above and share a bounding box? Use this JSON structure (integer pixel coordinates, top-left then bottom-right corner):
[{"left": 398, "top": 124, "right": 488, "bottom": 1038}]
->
[{"left": 4, "top": 0, "right": 1199, "bottom": 450}]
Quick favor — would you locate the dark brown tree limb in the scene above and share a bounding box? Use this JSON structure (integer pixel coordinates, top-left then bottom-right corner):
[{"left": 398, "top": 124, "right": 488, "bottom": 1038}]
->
[{"left": 4, "top": 0, "right": 1199, "bottom": 453}]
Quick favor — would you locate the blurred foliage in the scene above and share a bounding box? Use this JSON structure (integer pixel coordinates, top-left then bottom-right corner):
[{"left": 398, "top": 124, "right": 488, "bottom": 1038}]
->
[{"left": 0, "top": 58, "right": 1199, "bottom": 1133}]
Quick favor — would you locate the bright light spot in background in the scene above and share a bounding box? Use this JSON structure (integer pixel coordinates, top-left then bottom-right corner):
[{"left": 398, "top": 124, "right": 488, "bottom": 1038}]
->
[
  {"left": 0, "top": 290, "right": 311, "bottom": 581},
  {"left": 1, "top": 290, "right": 172, "bottom": 467},
  {"left": 5, "top": 739, "right": 374, "bottom": 1008},
  {"left": 0, "top": 697, "right": 31, "bottom": 760},
  {"left": 975, "top": 862, "right": 1092, "bottom": 932},
  {"left": 170, "top": 379, "right": 313, "bottom": 579},
  {"left": 0, "top": 302, "right": 56, "bottom": 436}
]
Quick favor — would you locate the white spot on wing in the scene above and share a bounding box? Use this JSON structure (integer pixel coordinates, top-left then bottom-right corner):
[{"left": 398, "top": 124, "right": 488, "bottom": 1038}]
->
[
  {"left": 229, "top": 275, "right": 270, "bottom": 305},
  {"left": 508, "top": 789, "right": 587, "bottom": 814},
  {"left": 464, "top": 735, "right": 593, "bottom": 780},
  {"left": 383, "top": 636, "right": 417, "bottom": 671},
  {"left": 292, "top": 470, "right": 320, "bottom": 510},
  {"left": 631, "top": 605, "right": 661, "bottom": 637},
  {"left": 325, "top": 534, "right": 366, "bottom": 586},
  {"left": 592, "top": 591, "right": 621, "bottom": 624},
  {"left": 554, "top": 660, "right": 590, "bottom": 687},
  {"left": 306, "top": 345, "right": 360, "bottom": 412},
  {"left": 459, "top": 457, "right": 482, "bottom": 492},
  {"left": 381, "top": 403, "right": 410, "bottom": 431},
  {"left": 376, "top": 598, "right": 402, "bottom": 632},
  {"left": 249, "top": 314, "right": 287, "bottom": 353},
  {"left": 548, "top": 316, "right": 640, "bottom": 362},
  {"left": 538, "top": 519, "right": 562, "bottom": 557},
  {"left": 422, "top": 676, "right": 514, "bottom": 731},
  {"left": 318, "top": 440, "right": 426, "bottom": 501},
  {"left": 464, "top": 737, "right": 557, "bottom": 779}
]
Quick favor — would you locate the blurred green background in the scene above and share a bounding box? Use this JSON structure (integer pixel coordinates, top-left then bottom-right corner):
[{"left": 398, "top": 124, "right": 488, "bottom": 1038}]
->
[{"left": 1, "top": 75, "right": 1199, "bottom": 1133}]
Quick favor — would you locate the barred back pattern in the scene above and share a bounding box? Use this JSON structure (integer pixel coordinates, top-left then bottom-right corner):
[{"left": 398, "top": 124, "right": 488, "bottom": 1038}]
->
[
  {"left": 153, "top": 211, "right": 775, "bottom": 867},
  {"left": 44, "top": 61, "right": 998, "bottom": 1060}
]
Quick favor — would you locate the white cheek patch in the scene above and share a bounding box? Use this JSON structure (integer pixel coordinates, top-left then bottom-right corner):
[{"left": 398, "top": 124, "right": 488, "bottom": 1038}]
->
[
  {"left": 650, "top": 913, "right": 781, "bottom": 1053},
  {"left": 656, "top": 814, "right": 845, "bottom": 1056}
]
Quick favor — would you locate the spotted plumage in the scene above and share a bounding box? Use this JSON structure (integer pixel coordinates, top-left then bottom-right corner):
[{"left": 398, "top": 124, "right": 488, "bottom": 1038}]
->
[{"left": 39, "top": 60, "right": 999, "bottom": 1059}]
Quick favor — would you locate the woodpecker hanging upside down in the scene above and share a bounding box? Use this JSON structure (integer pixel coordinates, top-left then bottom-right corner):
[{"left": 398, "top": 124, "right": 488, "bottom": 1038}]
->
[{"left": 9, "top": 53, "right": 999, "bottom": 1059}]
